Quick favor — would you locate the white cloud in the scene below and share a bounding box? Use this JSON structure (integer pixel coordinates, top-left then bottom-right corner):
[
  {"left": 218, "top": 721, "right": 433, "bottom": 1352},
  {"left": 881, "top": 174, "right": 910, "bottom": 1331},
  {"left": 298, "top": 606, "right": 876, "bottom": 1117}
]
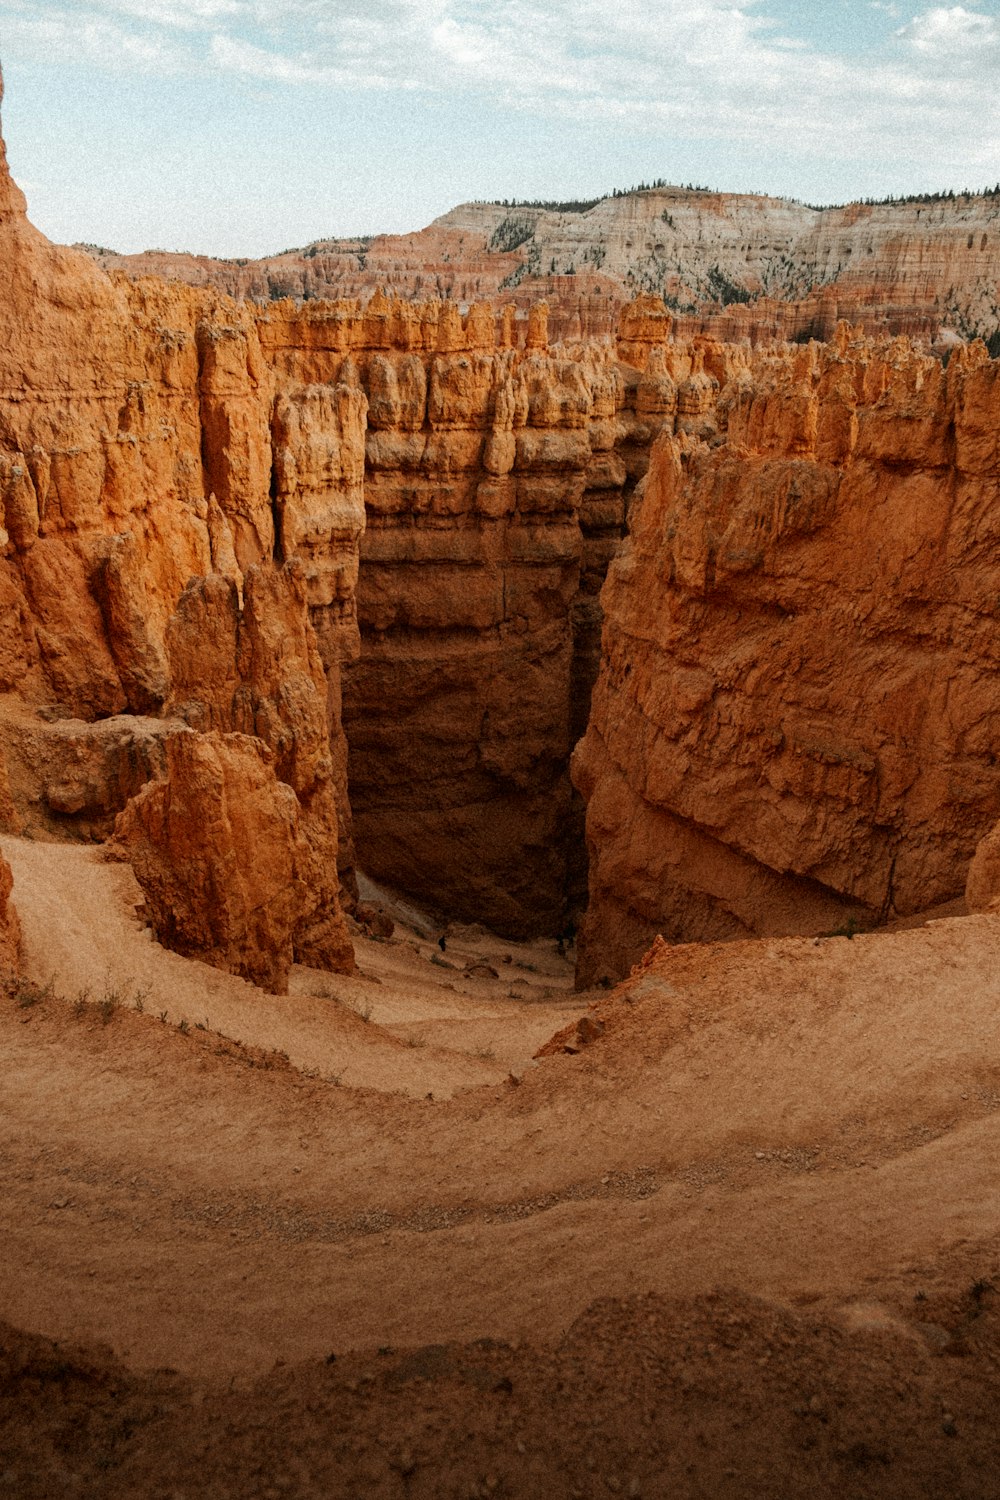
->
[
  {"left": 0, "top": 5, "right": 188, "bottom": 69},
  {"left": 900, "top": 4, "right": 999, "bottom": 52},
  {"left": 4, "top": 0, "right": 1000, "bottom": 170},
  {"left": 98, "top": 0, "right": 243, "bottom": 26}
]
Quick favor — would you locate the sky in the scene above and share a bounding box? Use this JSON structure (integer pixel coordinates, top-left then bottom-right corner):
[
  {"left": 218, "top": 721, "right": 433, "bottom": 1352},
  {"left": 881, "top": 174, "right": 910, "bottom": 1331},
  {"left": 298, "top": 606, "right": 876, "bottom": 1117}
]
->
[{"left": 1, "top": 1, "right": 999, "bottom": 257}]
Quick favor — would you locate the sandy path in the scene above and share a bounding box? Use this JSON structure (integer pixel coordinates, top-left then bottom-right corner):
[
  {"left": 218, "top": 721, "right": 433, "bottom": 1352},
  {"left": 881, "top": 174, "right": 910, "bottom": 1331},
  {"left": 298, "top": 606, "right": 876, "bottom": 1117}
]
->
[
  {"left": 4, "top": 836, "right": 585, "bottom": 1097},
  {"left": 4, "top": 835, "right": 1000, "bottom": 1392}
]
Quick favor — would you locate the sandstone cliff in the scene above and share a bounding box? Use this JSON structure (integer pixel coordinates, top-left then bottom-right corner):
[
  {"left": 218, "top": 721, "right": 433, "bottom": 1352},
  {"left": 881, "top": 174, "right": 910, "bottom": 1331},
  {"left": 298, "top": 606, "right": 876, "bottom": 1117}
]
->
[
  {"left": 111, "top": 731, "right": 319, "bottom": 994},
  {"left": 574, "top": 327, "right": 1000, "bottom": 984},
  {"left": 0, "top": 69, "right": 358, "bottom": 979},
  {"left": 257, "top": 294, "right": 637, "bottom": 934},
  {"left": 9, "top": 65, "right": 1000, "bottom": 977}
]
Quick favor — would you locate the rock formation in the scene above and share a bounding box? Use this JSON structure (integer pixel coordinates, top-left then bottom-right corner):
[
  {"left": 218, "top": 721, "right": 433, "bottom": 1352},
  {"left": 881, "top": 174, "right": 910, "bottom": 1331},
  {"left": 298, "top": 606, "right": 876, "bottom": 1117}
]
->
[
  {"left": 110, "top": 731, "right": 319, "bottom": 994},
  {"left": 0, "top": 702, "right": 178, "bottom": 841},
  {"left": 164, "top": 561, "right": 354, "bottom": 967},
  {"left": 247, "top": 290, "right": 649, "bottom": 935},
  {"left": 5, "top": 62, "right": 1000, "bottom": 982},
  {"left": 0, "top": 66, "right": 359, "bottom": 979},
  {"left": 574, "top": 327, "right": 1000, "bottom": 984},
  {"left": 84, "top": 183, "right": 1000, "bottom": 349},
  {"left": 0, "top": 847, "right": 19, "bottom": 969}
]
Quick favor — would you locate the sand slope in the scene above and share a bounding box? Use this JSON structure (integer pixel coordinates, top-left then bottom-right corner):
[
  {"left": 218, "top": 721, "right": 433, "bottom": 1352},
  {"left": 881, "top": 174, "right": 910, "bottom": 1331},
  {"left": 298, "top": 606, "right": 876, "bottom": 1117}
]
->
[{"left": 3, "top": 834, "right": 1000, "bottom": 1495}]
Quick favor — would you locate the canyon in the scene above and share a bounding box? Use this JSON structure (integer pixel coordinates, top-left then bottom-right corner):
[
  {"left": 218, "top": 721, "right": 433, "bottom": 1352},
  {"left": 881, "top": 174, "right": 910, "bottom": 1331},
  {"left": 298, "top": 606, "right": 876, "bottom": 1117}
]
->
[
  {"left": 3, "top": 93, "right": 1000, "bottom": 976},
  {"left": 575, "top": 329, "right": 1000, "bottom": 983},
  {"left": 5, "top": 63, "right": 1000, "bottom": 1500}
]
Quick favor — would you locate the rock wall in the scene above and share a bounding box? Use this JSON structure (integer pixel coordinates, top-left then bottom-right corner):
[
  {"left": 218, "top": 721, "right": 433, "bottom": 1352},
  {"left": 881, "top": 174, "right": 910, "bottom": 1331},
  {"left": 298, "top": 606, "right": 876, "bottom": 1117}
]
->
[
  {"left": 111, "top": 730, "right": 326, "bottom": 994},
  {"left": 13, "top": 65, "right": 1000, "bottom": 976},
  {"left": 574, "top": 326, "right": 1000, "bottom": 984},
  {"left": 4, "top": 60, "right": 659, "bottom": 949},
  {"left": 2, "top": 66, "right": 645, "bottom": 950},
  {"left": 254, "top": 295, "right": 634, "bottom": 934},
  {"left": 256, "top": 295, "right": 745, "bottom": 936},
  {"left": 0, "top": 72, "right": 360, "bottom": 975}
]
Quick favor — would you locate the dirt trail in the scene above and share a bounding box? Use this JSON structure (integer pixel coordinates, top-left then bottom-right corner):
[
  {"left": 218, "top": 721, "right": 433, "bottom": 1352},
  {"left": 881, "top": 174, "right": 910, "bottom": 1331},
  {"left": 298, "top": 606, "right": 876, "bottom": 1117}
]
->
[
  {"left": 4, "top": 834, "right": 1000, "bottom": 1495},
  {"left": 5, "top": 836, "right": 585, "bottom": 1097}
]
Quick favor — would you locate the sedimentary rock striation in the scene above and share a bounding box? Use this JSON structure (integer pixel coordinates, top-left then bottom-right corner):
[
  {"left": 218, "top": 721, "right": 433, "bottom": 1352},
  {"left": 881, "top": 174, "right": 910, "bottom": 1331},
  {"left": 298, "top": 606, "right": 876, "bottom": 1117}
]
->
[
  {"left": 0, "top": 67, "right": 359, "bottom": 977},
  {"left": 255, "top": 296, "right": 630, "bottom": 933},
  {"left": 574, "top": 327, "right": 1000, "bottom": 984},
  {"left": 86, "top": 183, "right": 1000, "bottom": 349},
  {"left": 0, "top": 67, "right": 645, "bottom": 950},
  {"left": 273, "top": 298, "right": 733, "bottom": 934},
  {"left": 6, "top": 63, "right": 1000, "bottom": 978}
]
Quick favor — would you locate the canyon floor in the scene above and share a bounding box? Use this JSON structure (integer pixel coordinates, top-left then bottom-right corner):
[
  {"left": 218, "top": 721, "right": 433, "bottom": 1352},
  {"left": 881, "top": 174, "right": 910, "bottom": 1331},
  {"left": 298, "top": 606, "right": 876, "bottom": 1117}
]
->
[{"left": 3, "top": 835, "right": 1000, "bottom": 1498}]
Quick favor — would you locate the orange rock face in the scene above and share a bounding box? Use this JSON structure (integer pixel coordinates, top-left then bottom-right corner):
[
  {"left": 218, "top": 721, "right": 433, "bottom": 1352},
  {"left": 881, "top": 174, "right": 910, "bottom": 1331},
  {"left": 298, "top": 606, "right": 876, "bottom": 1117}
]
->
[
  {"left": 0, "top": 847, "right": 20, "bottom": 969},
  {"left": 0, "top": 84, "right": 360, "bottom": 978},
  {"left": 966, "top": 823, "right": 1000, "bottom": 914},
  {"left": 9, "top": 73, "right": 1000, "bottom": 980},
  {"left": 165, "top": 561, "right": 353, "bottom": 967},
  {"left": 241, "top": 289, "right": 650, "bottom": 934},
  {"left": 574, "top": 329, "right": 1000, "bottom": 984},
  {"left": 111, "top": 731, "right": 319, "bottom": 994}
]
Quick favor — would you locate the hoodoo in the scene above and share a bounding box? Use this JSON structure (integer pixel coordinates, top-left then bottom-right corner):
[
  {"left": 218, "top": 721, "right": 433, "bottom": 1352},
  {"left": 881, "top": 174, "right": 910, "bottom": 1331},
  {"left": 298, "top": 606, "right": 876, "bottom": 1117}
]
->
[{"left": 3, "top": 58, "right": 1000, "bottom": 978}]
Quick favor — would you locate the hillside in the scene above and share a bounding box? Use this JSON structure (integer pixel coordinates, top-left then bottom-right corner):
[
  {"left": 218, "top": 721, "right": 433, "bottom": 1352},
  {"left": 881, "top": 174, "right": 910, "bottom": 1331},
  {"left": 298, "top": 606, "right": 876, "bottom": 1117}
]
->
[
  {"left": 84, "top": 183, "right": 1000, "bottom": 347},
  {"left": 5, "top": 839, "right": 1000, "bottom": 1496}
]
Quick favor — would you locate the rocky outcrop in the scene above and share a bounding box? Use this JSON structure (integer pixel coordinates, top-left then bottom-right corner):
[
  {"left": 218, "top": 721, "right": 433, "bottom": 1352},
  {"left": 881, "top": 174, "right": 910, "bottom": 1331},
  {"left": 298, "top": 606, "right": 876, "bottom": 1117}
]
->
[
  {"left": 165, "top": 561, "right": 354, "bottom": 966},
  {"left": 0, "top": 73, "right": 359, "bottom": 973},
  {"left": 574, "top": 328, "right": 1000, "bottom": 984},
  {"left": 0, "top": 846, "right": 19, "bottom": 969},
  {"left": 0, "top": 701, "right": 179, "bottom": 840},
  {"left": 13, "top": 63, "right": 1000, "bottom": 978},
  {"left": 85, "top": 183, "right": 1000, "bottom": 349},
  {"left": 966, "top": 823, "right": 1000, "bottom": 914},
  {"left": 110, "top": 731, "right": 319, "bottom": 994}
]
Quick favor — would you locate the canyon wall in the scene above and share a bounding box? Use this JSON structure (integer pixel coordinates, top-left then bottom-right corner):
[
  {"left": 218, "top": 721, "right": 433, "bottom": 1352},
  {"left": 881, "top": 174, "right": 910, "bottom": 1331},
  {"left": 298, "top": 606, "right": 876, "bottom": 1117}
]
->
[
  {"left": 255, "top": 296, "right": 635, "bottom": 934},
  {"left": 87, "top": 184, "right": 1000, "bottom": 349},
  {"left": 574, "top": 327, "right": 1000, "bottom": 984},
  {"left": 0, "top": 72, "right": 359, "bottom": 975},
  {"left": 0, "top": 59, "right": 674, "bottom": 955},
  {"left": 257, "top": 295, "right": 749, "bottom": 937},
  {"left": 8, "top": 64, "right": 1000, "bottom": 977}
]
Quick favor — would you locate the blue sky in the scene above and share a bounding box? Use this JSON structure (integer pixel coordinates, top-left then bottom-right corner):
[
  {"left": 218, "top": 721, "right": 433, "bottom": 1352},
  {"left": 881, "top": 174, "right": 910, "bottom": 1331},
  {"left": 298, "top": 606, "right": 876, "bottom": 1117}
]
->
[{"left": 1, "top": 1, "right": 999, "bottom": 256}]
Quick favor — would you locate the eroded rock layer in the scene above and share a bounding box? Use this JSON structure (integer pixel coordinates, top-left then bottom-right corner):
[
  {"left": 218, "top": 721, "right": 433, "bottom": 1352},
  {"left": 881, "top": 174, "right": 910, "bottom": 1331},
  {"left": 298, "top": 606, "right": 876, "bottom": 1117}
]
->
[
  {"left": 0, "top": 73, "right": 359, "bottom": 977},
  {"left": 87, "top": 183, "right": 1000, "bottom": 350},
  {"left": 262, "top": 298, "right": 736, "bottom": 936},
  {"left": 574, "top": 328, "right": 1000, "bottom": 984},
  {"left": 8, "top": 67, "right": 1000, "bottom": 968},
  {"left": 110, "top": 730, "right": 322, "bottom": 994}
]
